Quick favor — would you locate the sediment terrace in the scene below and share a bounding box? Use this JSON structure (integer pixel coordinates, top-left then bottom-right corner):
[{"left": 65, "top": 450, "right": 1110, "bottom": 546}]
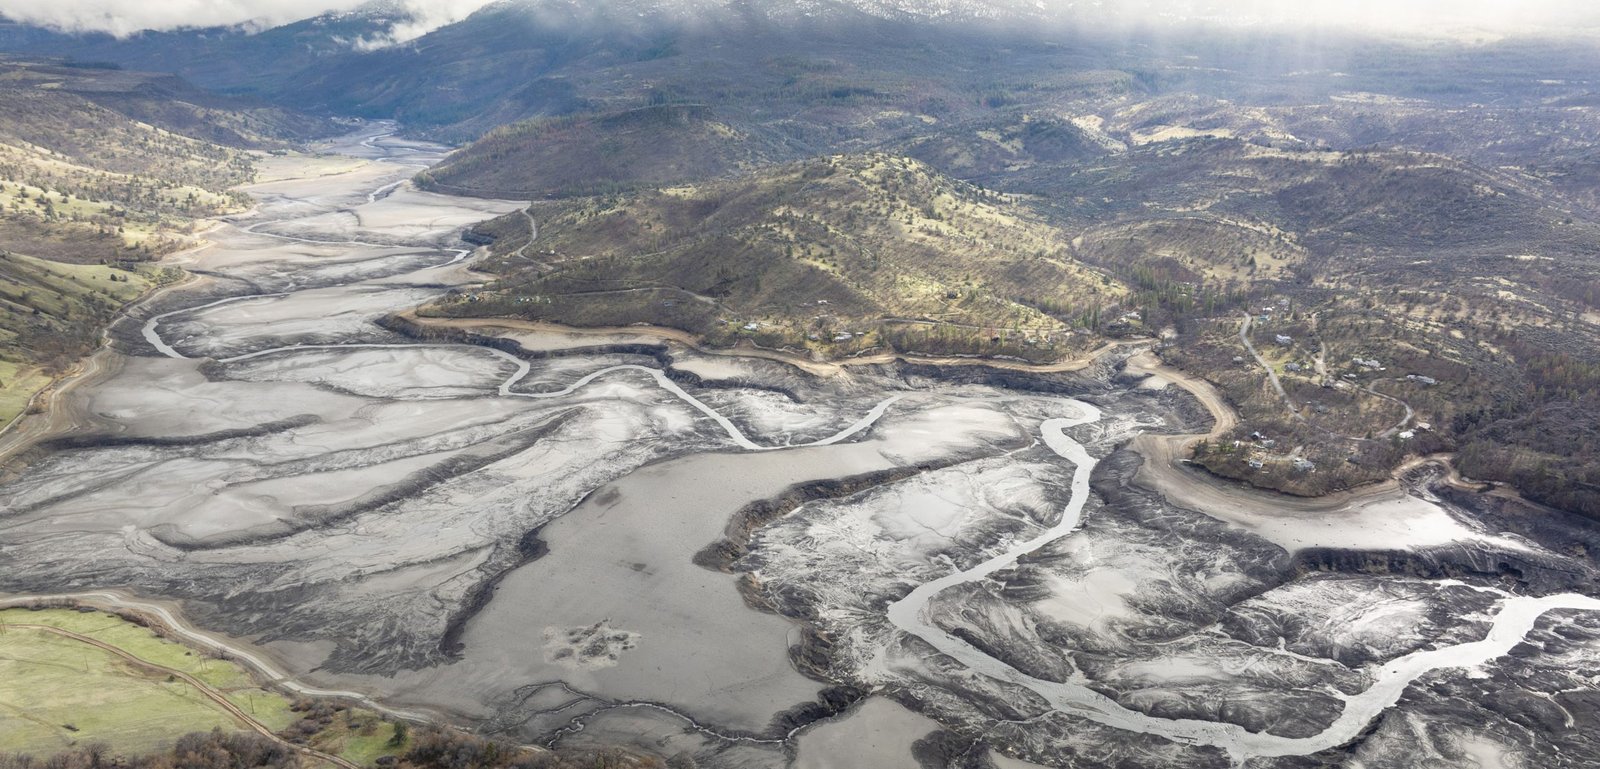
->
[{"left": 3, "top": 125, "right": 1600, "bottom": 769}]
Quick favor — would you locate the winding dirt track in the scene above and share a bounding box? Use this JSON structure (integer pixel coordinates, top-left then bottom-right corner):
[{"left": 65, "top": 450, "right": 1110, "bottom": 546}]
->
[{"left": 6, "top": 622, "right": 360, "bottom": 769}]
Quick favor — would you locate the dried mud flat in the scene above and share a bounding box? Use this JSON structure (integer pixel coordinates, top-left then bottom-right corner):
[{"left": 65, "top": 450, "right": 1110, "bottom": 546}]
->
[{"left": 3, "top": 125, "right": 1600, "bottom": 769}]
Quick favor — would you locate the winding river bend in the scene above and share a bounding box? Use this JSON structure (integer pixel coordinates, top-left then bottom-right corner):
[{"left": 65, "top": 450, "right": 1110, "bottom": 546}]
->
[{"left": 6, "top": 124, "right": 1600, "bottom": 767}]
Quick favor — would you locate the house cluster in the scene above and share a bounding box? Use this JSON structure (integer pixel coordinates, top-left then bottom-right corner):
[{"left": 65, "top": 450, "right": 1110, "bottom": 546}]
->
[{"left": 1238, "top": 431, "right": 1313, "bottom": 472}]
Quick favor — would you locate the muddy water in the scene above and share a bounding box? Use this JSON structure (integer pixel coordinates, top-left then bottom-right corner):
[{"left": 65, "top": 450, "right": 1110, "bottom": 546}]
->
[{"left": 365, "top": 405, "right": 1011, "bottom": 733}]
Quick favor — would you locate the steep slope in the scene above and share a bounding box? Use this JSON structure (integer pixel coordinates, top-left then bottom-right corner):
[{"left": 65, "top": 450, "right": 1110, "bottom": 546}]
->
[{"left": 425, "top": 153, "right": 1125, "bottom": 360}]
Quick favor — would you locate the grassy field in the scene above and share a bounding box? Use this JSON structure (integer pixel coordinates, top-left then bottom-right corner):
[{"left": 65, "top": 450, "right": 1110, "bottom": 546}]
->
[
  {"left": 0, "top": 360, "right": 50, "bottom": 428},
  {"left": 0, "top": 607, "right": 408, "bottom": 764},
  {"left": 0, "top": 608, "right": 293, "bottom": 754}
]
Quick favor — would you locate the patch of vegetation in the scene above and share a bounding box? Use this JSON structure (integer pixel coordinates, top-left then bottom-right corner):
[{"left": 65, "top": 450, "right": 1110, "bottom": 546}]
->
[{"left": 0, "top": 730, "right": 298, "bottom": 769}]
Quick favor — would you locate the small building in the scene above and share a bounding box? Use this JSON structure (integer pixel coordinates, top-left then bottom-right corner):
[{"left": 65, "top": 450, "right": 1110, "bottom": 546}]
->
[
  {"left": 1398, "top": 430, "right": 1416, "bottom": 440},
  {"left": 832, "top": 332, "right": 853, "bottom": 342},
  {"left": 1232, "top": 355, "right": 1245, "bottom": 363},
  {"left": 1406, "top": 374, "right": 1438, "bottom": 385},
  {"left": 1248, "top": 459, "right": 1265, "bottom": 469},
  {"left": 1292, "top": 458, "right": 1316, "bottom": 472},
  {"left": 1285, "top": 363, "right": 1302, "bottom": 373},
  {"left": 1354, "top": 358, "right": 1382, "bottom": 369},
  {"left": 743, "top": 322, "right": 760, "bottom": 331},
  {"left": 1275, "top": 334, "right": 1293, "bottom": 345},
  {"left": 1416, "top": 422, "right": 1432, "bottom": 432},
  {"left": 1260, "top": 439, "right": 1277, "bottom": 449}
]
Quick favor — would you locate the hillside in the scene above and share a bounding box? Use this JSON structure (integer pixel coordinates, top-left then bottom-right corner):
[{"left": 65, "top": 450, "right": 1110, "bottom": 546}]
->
[
  {"left": 424, "top": 153, "right": 1126, "bottom": 361},
  {"left": 418, "top": 104, "right": 773, "bottom": 198},
  {"left": 0, "top": 58, "right": 334, "bottom": 426},
  {"left": 1018, "top": 137, "right": 1600, "bottom": 514}
]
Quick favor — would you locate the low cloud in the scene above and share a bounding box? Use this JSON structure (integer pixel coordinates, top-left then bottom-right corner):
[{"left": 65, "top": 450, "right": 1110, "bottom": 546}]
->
[
  {"left": 2, "top": 0, "right": 1598, "bottom": 40},
  {"left": 0, "top": 0, "right": 495, "bottom": 42},
  {"left": 1163, "top": 0, "right": 1600, "bottom": 38}
]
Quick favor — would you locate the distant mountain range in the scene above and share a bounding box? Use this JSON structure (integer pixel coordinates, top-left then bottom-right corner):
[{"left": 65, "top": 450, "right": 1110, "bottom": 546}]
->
[{"left": 6, "top": 0, "right": 1600, "bottom": 142}]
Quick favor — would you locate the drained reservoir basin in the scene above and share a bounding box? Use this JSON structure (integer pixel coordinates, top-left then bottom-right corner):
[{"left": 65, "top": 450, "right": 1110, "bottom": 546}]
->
[{"left": 4, "top": 126, "right": 1600, "bottom": 769}]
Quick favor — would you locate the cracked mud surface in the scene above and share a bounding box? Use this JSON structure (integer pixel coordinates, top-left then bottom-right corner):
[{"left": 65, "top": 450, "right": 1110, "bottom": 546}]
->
[{"left": 4, "top": 125, "right": 1600, "bottom": 769}]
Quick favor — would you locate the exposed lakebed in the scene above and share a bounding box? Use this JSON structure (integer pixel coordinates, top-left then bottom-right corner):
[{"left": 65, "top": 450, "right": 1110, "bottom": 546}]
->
[{"left": 4, "top": 126, "right": 1600, "bottom": 768}]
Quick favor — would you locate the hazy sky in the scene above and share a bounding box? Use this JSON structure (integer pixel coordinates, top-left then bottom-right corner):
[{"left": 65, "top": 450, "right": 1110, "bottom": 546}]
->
[
  {"left": 0, "top": 0, "right": 494, "bottom": 39},
  {"left": 2, "top": 0, "right": 1598, "bottom": 40}
]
